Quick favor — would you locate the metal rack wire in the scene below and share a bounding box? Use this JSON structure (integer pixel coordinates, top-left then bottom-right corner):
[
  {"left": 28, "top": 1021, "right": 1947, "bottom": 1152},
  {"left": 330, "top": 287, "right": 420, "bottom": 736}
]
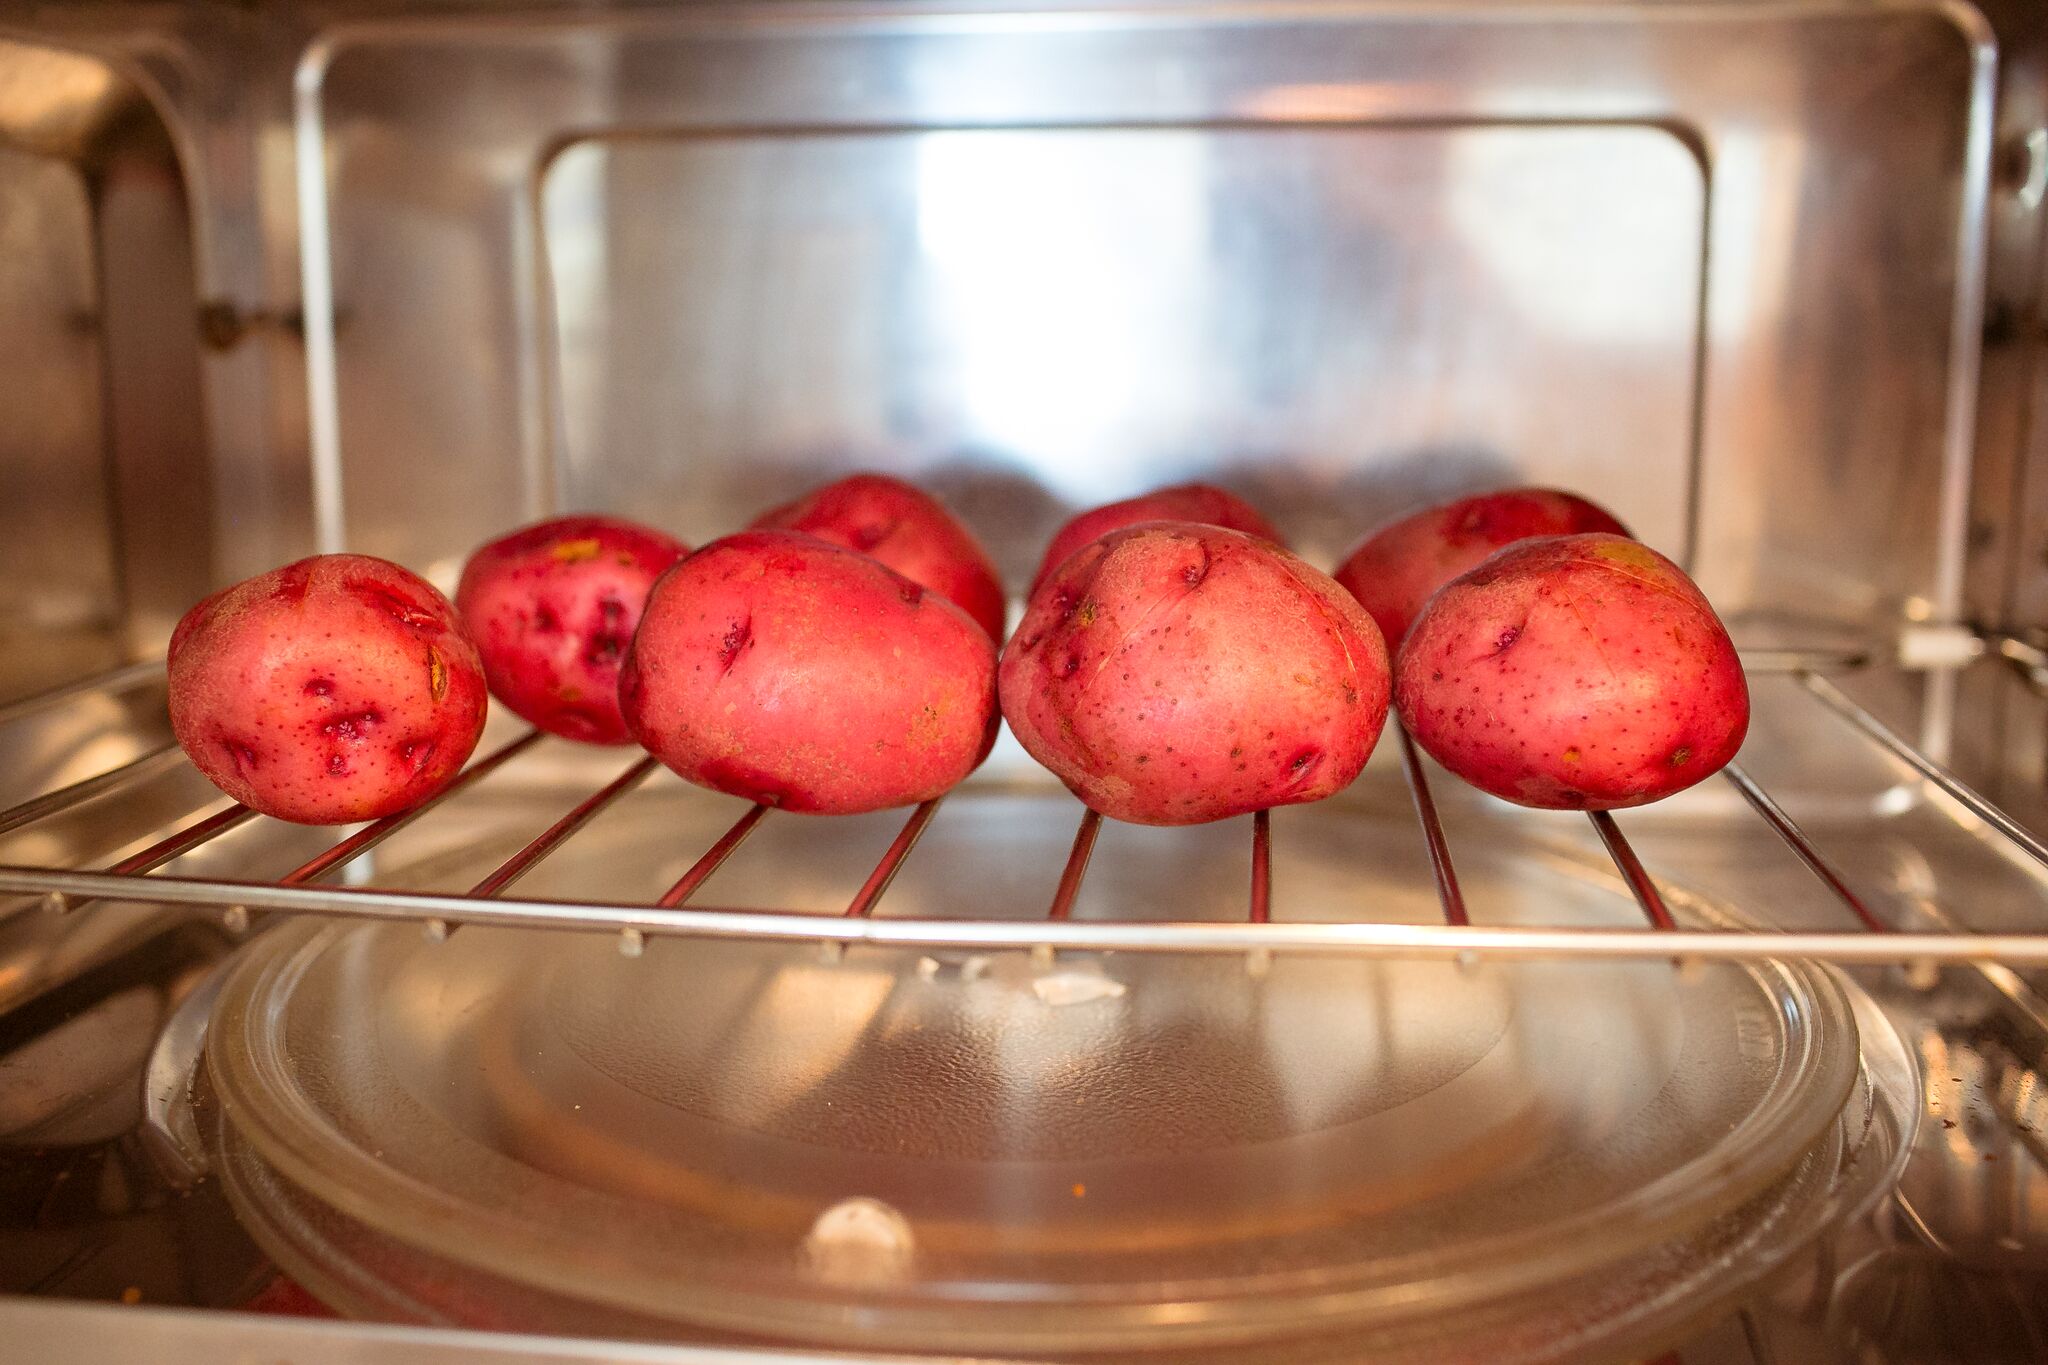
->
[{"left": 5, "top": 650, "right": 2048, "bottom": 966}]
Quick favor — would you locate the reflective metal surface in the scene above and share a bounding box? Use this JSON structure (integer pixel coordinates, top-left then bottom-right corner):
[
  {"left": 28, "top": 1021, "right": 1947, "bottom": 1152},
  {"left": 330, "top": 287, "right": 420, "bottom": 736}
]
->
[
  {"left": 0, "top": 87, "right": 123, "bottom": 703},
  {"left": 0, "top": 35, "right": 217, "bottom": 696},
  {"left": 1, "top": 0, "right": 2047, "bottom": 1360},
  {"left": 541, "top": 123, "right": 1704, "bottom": 579},
  {"left": 278, "top": 1, "right": 1997, "bottom": 658},
  {"left": 0, "top": 1297, "right": 997, "bottom": 1365},
  {"left": 1957, "top": 0, "right": 2048, "bottom": 817},
  {"left": 0, "top": 918, "right": 271, "bottom": 1309}
]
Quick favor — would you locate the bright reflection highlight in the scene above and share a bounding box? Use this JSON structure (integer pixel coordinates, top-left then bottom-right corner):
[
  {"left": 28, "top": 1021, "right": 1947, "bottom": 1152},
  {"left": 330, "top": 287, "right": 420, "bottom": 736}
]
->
[
  {"left": 916, "top": 132, "right": 1208, "bottom": 499},
  {"left": 1449, "top": 128, "right": 1703, "bottom": 345},
  {"left": 716, "top": 961, "right": 896, "bottom": 1128}
]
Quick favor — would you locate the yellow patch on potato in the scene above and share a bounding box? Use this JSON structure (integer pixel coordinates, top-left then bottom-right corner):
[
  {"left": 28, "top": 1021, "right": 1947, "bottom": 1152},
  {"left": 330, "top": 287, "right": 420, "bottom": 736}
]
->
[{"left": 1584, "top": 539, "right": 1664, "bottom": 574}]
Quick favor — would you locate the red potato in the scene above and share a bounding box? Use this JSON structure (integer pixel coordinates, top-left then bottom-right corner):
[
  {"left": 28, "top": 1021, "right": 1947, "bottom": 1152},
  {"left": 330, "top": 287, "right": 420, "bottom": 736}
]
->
[
  {"left": 456, "top": 515, "right": 687, "bottom": 745},
  {"left": 1030, "top": 483, "right": 1282, "bottom": 596},
  {"left": 1001, "top": 523, "right": 1389, "bottom": 826},
  {"left": 1395, "top": 534, "right": 1748, "bottom": 810},
  {"left": 748, "top": 473, "right": 1007, "bottom": 641},
  {"left": 620, "top": 530, "right": 998, "bottom": 814},
  {"left": 1335, "top": 488, "right": 1627, "bottom": 649},
  {"left": 167, "top": 554, "right": 488, "bottom": 824}
]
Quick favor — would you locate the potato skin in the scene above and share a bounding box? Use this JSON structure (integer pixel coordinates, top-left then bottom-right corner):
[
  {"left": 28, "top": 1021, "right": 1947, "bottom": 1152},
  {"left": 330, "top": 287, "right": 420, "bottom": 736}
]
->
[
  {"left": 1030, "top": 483, "right": 1282, "bottom": 597},
  {"left": 620, "top": 530, "right": 999, "bottom": 814},
  {"left": 1335, "top": 488, "right": 1627, "bottom": 648},
  {"left": 1395, "top": 534, "right": 1747, "bottom": 810},
  {"left": 749, "top": 473, "right": 1007, "bottom": 641},
  {"left": 456, "top": 515, "right": 686, "bottom": 745},
  {"left": 167, "top": 555, "right": 489, "bottom": 824},
  {"left": 1001, "top": 523, "right": 1389, "bottom": 826}
]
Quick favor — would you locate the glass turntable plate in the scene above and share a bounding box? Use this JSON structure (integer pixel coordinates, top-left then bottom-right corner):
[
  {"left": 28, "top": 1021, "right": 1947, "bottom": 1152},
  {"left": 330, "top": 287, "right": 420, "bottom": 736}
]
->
[{"left": 204, "top": 793, "right": 1894, "bottom": 1362}]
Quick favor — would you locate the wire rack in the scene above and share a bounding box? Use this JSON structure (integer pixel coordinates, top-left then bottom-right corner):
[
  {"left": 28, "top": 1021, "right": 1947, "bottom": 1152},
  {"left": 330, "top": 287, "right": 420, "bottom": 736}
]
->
[{"left": 5, "top": 647, "right": 2048, "bottom": 967}]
